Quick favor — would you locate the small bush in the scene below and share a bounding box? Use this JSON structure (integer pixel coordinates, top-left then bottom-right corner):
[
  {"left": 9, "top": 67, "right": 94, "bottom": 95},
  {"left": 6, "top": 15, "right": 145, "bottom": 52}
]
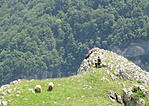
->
[
  {"left": 131, "top": 86, "right": 145, "bottom": 102},
  {"left": 123, "top": 78, "right": 127, "bottom": 81},
  {"left": 132, "top": 86, "right": 139, "bottom": 93},
  {"left": 137, "top": 80, "right": 142, "bottom": 84}
]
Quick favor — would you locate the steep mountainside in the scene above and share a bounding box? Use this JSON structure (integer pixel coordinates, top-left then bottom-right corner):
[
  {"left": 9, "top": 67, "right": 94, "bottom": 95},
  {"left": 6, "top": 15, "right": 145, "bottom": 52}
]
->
[
  {"left": 0, "top": 48, "right": 149, "bottom": 105},
  {"left": 0, "top": 0, "right": 149, "bottom": 86},
  {"left": 111, "top": 40, "right": 149, "bottom": 71}
]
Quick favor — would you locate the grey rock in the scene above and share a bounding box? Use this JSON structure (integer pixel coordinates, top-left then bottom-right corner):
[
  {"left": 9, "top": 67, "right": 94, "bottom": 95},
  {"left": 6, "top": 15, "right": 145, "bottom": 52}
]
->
[
  {"left": 110, "top": 73, "right": 116, "bottom": 81},
  {"left": 115, "top": 93, "right": 123, "bottom": 104},
  {"left": 83, "top": 85, "right": 89, "bottom": 87},
  {"left": 1, "top": 96, "right": 4, "bottom": 99},
  {"left": 140, "top": 99, "right": 145, "bottom": 106},
  {"left": 123, "top": 88, "right": 128, "bottom": 103},
  {"left": 28, "top": 89, "right": 34, "bottom": 91},
  {"left": 1, "top": 92, "right": 6, "bottom": 96},
  {"left": 17, "top": 91, "right": 21, "bottom": 94},
  {"left": 101, "top": 63, "right": 107, "bottom": 67},
  {"left": 139, "top": 85, "right": 148, "bottom": 96},
  {"left": 32, "top": 91, "right": 35, "bottom": 94},
  {"left": 92, "top": 69, "right": 96, "bottom": 73},
  {"left": 0, "top": 89, "right": 2, "bottom": 92},
  {"left": 23, "top": 98, "right": 28, "bottom": 100},
  {"left": 14, "top": 86, "right": 17, "bottom": 91},
  {"left": 7, "top": 89, "right": 11, "bottom": 94},
  {"left": 109, "top": 90, "right": 116, "bottom": 100},
  {"left": 8, "top": 99, "right": 12, "bottom": 102},
  {"left": 16, "top": 94, "right": 19, "bottom": 97},
  {"left": 106, "top": 70, "right": 110, "bottom": 75},
  {"left": 89, "top": 86, "right": 92, "bottom": 89},
  {"left": 2, "top": 101, "right": 7, "bottom": 106},
  {"left": 120, "top": 83, "right": 125, "bottom": 88},
  {"left": 109, "top": 97, "right": 115, "bottom": 102},
  {"left": 147, "top": 96, "right": 149, "bottom": 101},
  {"left": 101, "top": 77, "right": 106, "bottom": 82}
]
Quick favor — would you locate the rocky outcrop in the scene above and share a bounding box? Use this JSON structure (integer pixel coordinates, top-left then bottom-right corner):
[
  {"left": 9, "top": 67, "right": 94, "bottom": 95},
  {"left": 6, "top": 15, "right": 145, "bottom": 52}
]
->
[
  {"left": 77, "top": 48, "right": 107, "bottom": 74},
  {"left": 78, "top": 47, "right": 149, "bottom": 85},
  {"left": 77, "top": 47, "right": 149, "bottom": 105}
]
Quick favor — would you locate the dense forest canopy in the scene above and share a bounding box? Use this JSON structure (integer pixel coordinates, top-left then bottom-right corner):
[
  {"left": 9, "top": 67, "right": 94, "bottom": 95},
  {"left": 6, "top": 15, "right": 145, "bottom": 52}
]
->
[{"left": 0, "top": 0, "right": 149, "bottom": 85}]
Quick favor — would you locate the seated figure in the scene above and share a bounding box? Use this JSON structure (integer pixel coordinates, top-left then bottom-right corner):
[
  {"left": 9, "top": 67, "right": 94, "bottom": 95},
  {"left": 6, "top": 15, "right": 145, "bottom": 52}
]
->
[{"left": 95, "top": 56, "right": 101, "bottom": 68}]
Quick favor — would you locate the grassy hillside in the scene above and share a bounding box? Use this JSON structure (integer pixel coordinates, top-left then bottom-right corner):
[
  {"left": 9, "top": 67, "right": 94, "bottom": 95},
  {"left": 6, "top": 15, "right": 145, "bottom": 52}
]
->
[
  {"left": 0, "top": 48, "right": 149, "bottom": 106},
  {"left": 0, "top": 71, "right": 120, "bottom": 106},
  {"left": 1, "top": 69, "right": 125, "bottom": 106}
]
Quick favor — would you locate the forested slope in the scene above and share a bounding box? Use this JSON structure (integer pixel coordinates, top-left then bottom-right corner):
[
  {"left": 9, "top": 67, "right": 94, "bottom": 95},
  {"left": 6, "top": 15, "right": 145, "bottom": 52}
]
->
[{"left": 0, "top": 0, "right": 149, "bottom": 85}]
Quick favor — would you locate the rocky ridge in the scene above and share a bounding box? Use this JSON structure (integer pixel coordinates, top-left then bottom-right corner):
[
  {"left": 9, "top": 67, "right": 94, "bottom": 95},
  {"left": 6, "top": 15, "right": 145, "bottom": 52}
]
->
[{"left": 77, "top": 47, "right": 149, "bottom": 105}]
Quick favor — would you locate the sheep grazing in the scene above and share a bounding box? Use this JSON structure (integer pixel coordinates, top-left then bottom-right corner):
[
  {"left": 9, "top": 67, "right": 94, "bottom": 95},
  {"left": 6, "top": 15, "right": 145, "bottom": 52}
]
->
[
  {"left": 48, "top": 82, "right": 54, "bottom": 91},
  {"left": 35, "top": 85, "right": 42, "bottom": 93}
]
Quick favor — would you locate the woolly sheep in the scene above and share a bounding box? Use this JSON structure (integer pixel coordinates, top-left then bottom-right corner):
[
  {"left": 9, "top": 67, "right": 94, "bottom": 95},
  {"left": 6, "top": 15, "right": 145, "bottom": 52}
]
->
[
  {"left": 35, "top": 85, "right": 42, "bottom": 93},
  {"left": 48, "top": 82, "right": 54, "bottom": 91}
]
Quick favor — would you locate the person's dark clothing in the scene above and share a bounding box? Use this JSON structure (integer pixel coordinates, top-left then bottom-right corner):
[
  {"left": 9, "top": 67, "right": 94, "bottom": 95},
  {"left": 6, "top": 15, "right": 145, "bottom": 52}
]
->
[
  {"left": 97, "top": 58, "right": 101, "bottom": 65},
  {"left": 95, "top": 57, "right": 101, "bottom": 67}
]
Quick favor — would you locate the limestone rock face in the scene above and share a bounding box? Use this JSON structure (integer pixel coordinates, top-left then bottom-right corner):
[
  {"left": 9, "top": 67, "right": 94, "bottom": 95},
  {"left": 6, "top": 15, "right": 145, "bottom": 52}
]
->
[{"left": 111, "top": 40, "right": 149, "bottom": 71}]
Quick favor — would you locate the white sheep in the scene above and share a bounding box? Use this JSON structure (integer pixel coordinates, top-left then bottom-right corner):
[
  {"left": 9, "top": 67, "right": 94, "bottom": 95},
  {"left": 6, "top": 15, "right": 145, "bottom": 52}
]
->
[
  {"left": 48, "top": 82, "right": 54, "bottom": 91},
  {"left": 35, "top": 85, "right": 42, "bottom": 93}
]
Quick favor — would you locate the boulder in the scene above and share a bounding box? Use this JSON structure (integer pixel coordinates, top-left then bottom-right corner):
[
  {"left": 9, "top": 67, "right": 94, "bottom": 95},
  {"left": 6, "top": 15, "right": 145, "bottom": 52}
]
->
[{"left": 2, "top": 101, "right": 7, "bottom": 106}]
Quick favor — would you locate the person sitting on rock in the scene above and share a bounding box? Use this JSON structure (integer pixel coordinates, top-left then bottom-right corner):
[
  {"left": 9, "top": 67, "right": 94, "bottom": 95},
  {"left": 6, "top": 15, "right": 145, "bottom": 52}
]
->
[
  {"left": 85, "top": 49, "right": 93, "bottom": 59},
  {"left": 95, "top": 56, "right": 101, "bottom": 68}
]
